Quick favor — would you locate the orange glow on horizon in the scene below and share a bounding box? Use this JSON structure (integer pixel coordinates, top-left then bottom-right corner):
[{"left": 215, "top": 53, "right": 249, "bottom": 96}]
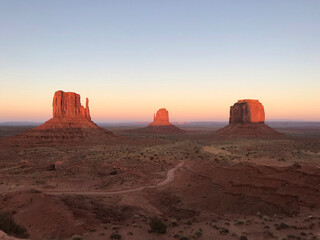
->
[{"left": 1, "top": 87, "right": 319, "bottom": 122}]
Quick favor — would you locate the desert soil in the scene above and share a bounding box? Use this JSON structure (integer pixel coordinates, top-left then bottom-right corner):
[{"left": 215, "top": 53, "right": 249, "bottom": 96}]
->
[{"left": 0, "top": 125, "right": 320, "bottom": 240}]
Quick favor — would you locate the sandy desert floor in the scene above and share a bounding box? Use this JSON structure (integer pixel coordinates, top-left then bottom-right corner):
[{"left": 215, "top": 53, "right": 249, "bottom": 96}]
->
[{"left": 0, "top": 125, "right": 320, "bottom": 240}]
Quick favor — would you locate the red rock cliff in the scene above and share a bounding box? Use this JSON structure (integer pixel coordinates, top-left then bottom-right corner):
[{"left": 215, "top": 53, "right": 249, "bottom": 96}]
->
[
  {"left": 229, "top": 99, "right": 265, "bottom": 123},
  {"left": 52, "top": 90, "right": 91, "bottom": 120},
  {"left": 149, "top": 108, "right": 172, "bottom": 126}
]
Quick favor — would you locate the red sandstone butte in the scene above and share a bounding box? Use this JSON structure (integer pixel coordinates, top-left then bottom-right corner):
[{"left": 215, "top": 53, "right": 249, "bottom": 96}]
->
[
  {"left": 129, "top": 108, "right": 184, "bottom": 134},
  {"left": 229, "top": 99, "right": 265, "bottom": 123},
  {"left": 53, "top": 90, "right": 90, "bottom": 120},
  {"left": 149, "top": 108, "right": 172, "bottom": 126},
  {"left": 218, "top": 99, "right": 279, "bottom": 137},
  {"left": 6, "top": 90, "right": 116, "bottom": 145}
]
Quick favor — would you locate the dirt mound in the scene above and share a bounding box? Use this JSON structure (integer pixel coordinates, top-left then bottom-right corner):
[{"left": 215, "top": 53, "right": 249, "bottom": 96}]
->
[
  {"left": 0, "top": 190, "right": 85, "bottom": 240},
  {"left": 0, "top": 190, "right": 143, "bottom": 240},
  {"left": 218, "top": 122, "right": 280, "bottom": 137},
  {"left": 130, "top": 125, "right": 185, "bottom": 134},
  {"left": 7, "top": 118, "right": 116, "bottom": 145},
  {"left": 0, "top": 231, "right": 23, "bottom": 240}
]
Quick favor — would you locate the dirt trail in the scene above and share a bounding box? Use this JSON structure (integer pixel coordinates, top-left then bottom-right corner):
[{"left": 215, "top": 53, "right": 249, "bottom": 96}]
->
[{"left": 42, "top": 161, "right": 184, "bottom": 196}]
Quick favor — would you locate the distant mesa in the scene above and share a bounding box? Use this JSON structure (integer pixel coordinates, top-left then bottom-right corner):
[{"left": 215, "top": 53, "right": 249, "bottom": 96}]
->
[
  {"left": 6, "top": 90, "right": 116, "bottom": 145},
  {"left": 149, "top": 108, "right": 172, "bottom": 126},
  {"left": 218, "top": 99, "right": 280, "bottom": 137},
  {"left": 131, "top": 108, "right": 184, "bottom": 134}
]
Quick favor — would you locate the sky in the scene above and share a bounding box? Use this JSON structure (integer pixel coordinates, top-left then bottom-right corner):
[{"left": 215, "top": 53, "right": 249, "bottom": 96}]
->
[{"left": 0, "top": 0, "right": 319, "bottom": 122}]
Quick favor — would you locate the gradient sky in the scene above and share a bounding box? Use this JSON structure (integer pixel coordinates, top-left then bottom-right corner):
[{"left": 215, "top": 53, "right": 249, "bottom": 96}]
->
[{"left": 0, "top": 1, "right": 319, "bottom": 122}]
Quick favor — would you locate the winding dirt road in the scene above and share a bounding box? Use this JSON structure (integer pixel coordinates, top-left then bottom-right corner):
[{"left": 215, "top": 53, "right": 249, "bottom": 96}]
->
[{"left": 43, "top": 161, "right": 184, "bottom": 196}]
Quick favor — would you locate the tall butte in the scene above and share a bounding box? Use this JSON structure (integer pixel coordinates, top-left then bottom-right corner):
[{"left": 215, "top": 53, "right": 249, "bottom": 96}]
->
[
  {"left": 218, "top": 99, "right": 279, "bottom": 137},
  {"left": 52, "top": 90, "right": 91, "bottom": 120},
  {"left": 149, "top": 108, "right": 172, "bottom": 126},
  {"left": 142, "top": 108, "right": 184, "bottom": 133},
  {"left": 13, "top": 90, "right": 116, "bottom": 145}
]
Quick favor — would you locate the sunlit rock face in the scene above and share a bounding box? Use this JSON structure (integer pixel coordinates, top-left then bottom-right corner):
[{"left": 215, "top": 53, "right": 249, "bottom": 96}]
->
[
  {"left": 149, "top": 108, "right": 172, "bottom": 126},
  {"left": 229, "top": 99, "right": 265, "bottom": 124},
  {"left": 218, "top": 99, "right": 279, "bottom": 137},
  {"left": 3, "top": 90, "right": 116, "bottom": 146},
  {"left": 53, "top": 90, "right": 90, "bottom": 120}
]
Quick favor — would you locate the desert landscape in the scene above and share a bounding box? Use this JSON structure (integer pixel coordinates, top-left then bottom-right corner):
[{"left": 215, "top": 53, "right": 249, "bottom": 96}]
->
[
  {"left": 1, "top": 1, "right": 319, "bottom": 240},
  {"left": 0, "top": 92, "right": 319, "bottom": 240}
]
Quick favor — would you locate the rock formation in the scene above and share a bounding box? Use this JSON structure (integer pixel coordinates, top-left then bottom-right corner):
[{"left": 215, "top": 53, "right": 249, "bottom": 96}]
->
[
  {"left": 130, "top": 108, "right": 184, "bottom": 134},
  {"left": 218, "top": 99, "right": 279, "bottom": 137},
  {"left": 53, "top": 90, "right": 91, "bottom": 120},
  {"left": 7, "top": 90, "right": 116, "bottom": 145},
  {"left": 229, "top": 99, "right": 265, "bottom": 124},
  {"left": 149, "top": 108, "right": 172, "bottom": 126}
]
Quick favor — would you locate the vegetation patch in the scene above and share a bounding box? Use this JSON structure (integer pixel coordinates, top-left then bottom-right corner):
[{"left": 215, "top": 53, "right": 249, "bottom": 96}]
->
[
  {"left": 0, "top": 211, "right": 29, "bottom": 238},
  {"left": 149, "top": 217, "right": 167, "bottom": 234}
]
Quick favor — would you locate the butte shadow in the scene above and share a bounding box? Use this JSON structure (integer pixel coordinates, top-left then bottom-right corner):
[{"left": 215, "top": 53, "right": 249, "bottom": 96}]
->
[
  {"left": 218, "top": 99, "right": 280, "bottom": 137},
  {"left": 130, "top": 108, "right": 184, "bottom": 134},
  {"left": 1, "top": 90, "right": 117, "bottom": 146}
]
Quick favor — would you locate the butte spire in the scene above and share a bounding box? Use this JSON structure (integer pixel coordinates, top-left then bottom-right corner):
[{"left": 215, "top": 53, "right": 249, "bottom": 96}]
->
[{"left": 8, "top": 90, "right": 116, "bottom": 145}]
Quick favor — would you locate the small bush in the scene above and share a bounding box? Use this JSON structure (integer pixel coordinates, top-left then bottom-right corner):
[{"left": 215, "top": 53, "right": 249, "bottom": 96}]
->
[
  {"left": 276, "top": 222, "right": 290, "bottom": 230},
  {"left": 0, "top": 211, "right": 28, "bottom": 238},
  {"left": 219, "top": 227, "right": 229, "bottom": 234},
  {"left": 110, "top": 233, "right": 122, "bottom": 239},
  {"left": 149, "top": 217, "right": 167, "bottom": 234},
  {"left": 71, "top": 235, "right": 82, "bottom": 240}
]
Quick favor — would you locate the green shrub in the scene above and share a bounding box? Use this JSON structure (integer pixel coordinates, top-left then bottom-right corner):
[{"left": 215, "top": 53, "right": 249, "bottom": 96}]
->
[
  {"left": 0, "top": 211, "right": 28, "bottom": 238},
  {"left": 149, "top": 217, "right": 167, "bottom": 234},
  {"left": 71, "top": 235, "right": 82, "bottom": 240}
]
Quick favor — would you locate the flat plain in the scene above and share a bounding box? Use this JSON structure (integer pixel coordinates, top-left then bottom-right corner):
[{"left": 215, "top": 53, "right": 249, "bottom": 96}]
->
[{"left": 0, "top": 123, "right": 320, "bottom": 240}]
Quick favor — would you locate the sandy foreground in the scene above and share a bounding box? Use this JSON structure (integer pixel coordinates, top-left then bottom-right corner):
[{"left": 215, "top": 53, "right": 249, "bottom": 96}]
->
[{"left": 0, "top": 125, "right": 320, "bottom": 240}]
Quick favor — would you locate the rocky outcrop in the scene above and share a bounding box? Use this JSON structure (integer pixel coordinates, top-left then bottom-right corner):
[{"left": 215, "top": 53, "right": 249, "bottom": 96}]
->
[
  {"left": 53, "top": 91, "right": 90, "bottom": 120},
  {"left": 229, "top": 99, "right": 265, "bottom": 123},
  {"left": 218, "top": 99, "right": 279, "bottom": 137},
  {"left": 129, "top": 108, "right": 184, "bottom": 134},
  {"left": 149, "top": 108, "right": 172, "bottom": 126},
  {"left": 6, "top": 90, "right": 116, "bottom": 145}
]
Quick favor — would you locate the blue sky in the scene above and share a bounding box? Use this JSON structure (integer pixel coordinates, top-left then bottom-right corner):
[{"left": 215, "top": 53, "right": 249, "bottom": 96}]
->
[{"left": 0, "top": 1, "right": 319, "bottom": 122}]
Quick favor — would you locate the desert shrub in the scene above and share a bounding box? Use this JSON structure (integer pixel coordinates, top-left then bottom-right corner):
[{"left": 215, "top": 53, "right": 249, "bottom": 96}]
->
[
  {"left": 71, "top": 235, "right": 82, "bottom": 240},
  {"left": 110, "top": 233, "right": 122, "bottom": 239},
  {"left": 235, "top": 220, "right": 244, "bottom": 225},
  {"left": 276, "top": 222, "right": 290, "bottom": 230},
  {"left": 0, "top": 211, "right": 28, "bottom": 238},
  {"left": 149, "top": 217, "right": 167, "bottom": 234},
  {"left": 219, "top": 227, "right": 229, "bottom": 234}
]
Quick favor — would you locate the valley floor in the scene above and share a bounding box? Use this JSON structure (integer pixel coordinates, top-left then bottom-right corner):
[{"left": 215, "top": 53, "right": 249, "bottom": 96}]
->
[{"left": 0, "top": 126, "right": 320, "bottom": 240}]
